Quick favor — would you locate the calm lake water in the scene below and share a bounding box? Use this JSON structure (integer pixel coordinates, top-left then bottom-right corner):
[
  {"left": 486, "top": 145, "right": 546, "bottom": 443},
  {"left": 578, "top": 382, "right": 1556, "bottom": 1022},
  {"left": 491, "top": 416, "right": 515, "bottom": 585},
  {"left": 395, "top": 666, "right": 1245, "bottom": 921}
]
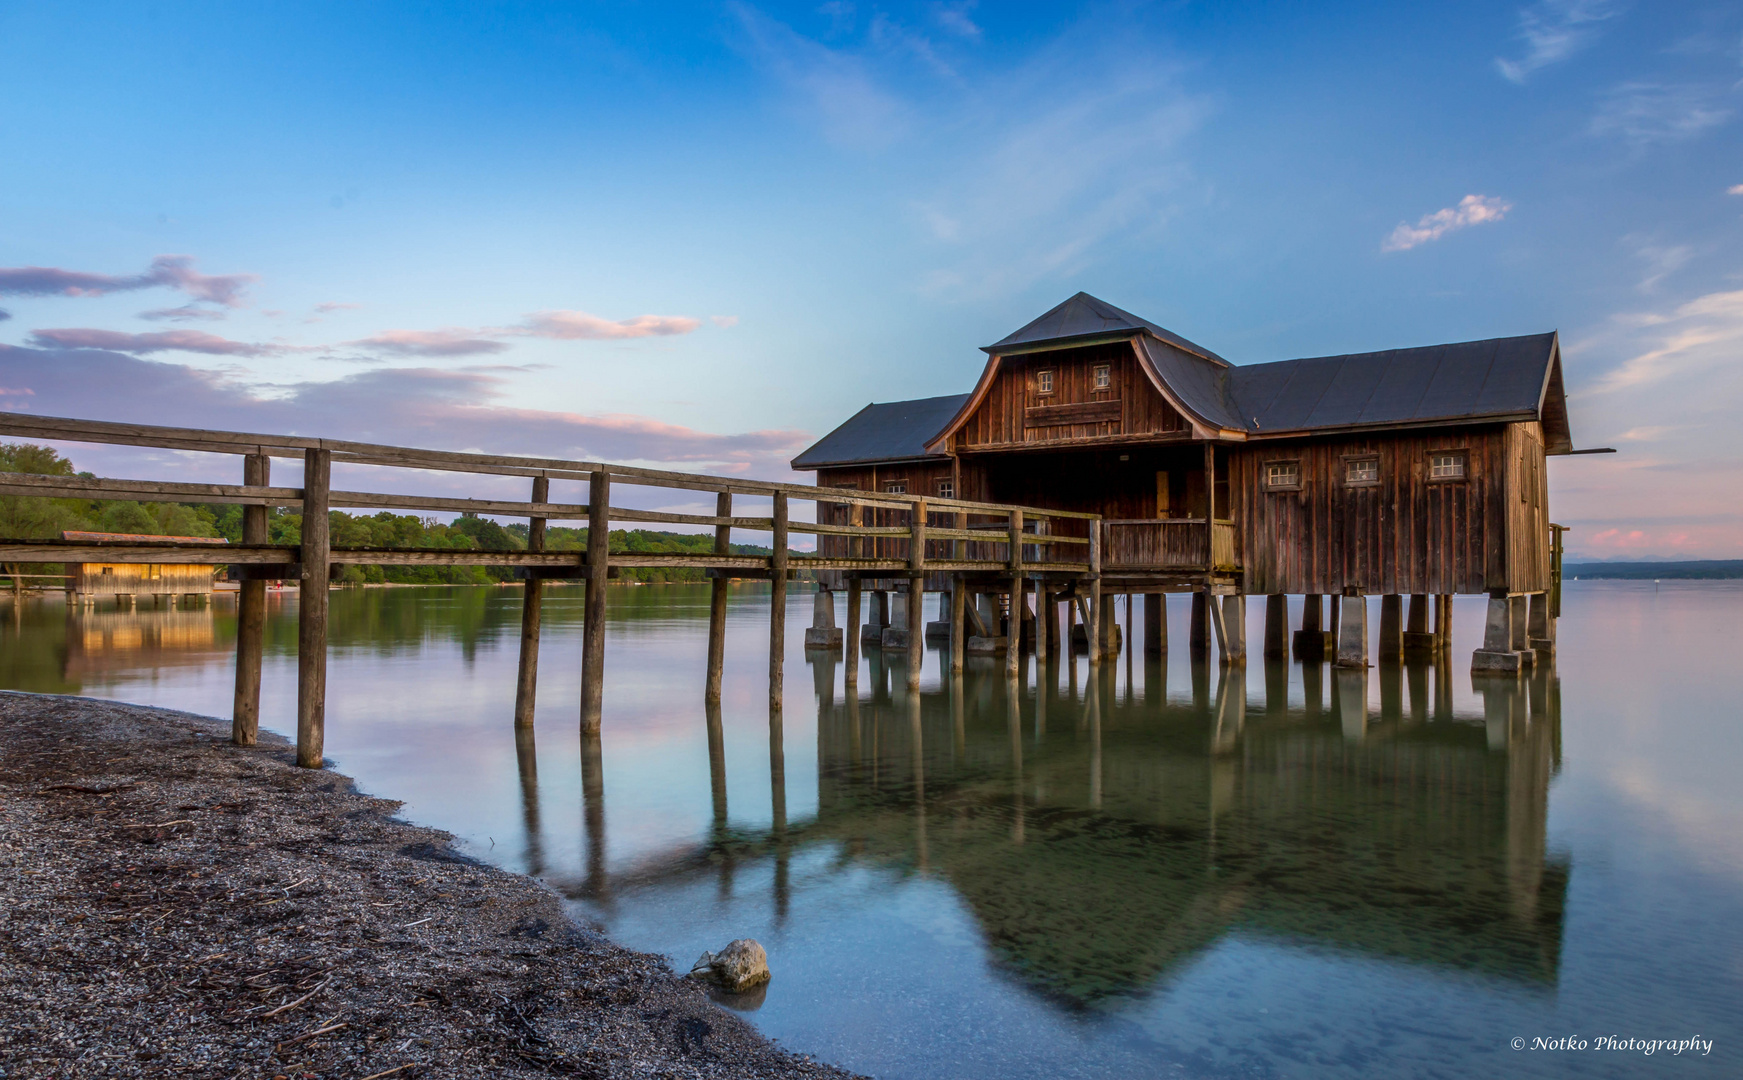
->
[{"left": 3, "top": 581, "right": 1738, "bottom": 1078}]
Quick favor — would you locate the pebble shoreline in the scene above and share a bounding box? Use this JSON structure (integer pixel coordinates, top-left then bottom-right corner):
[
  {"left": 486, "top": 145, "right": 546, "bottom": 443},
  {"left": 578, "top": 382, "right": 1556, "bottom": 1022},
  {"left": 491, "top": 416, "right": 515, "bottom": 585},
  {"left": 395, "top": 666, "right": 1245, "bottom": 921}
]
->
[{"left": 0, "top": 692, "right": 860, "bottom": 1080}]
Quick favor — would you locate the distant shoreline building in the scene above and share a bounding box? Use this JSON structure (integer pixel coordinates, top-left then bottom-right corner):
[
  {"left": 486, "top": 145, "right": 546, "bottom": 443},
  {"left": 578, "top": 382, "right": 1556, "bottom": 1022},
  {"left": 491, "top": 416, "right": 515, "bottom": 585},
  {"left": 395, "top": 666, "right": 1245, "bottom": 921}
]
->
[{"left": 62, "top": 531, "right": 228, "bottom": 605}]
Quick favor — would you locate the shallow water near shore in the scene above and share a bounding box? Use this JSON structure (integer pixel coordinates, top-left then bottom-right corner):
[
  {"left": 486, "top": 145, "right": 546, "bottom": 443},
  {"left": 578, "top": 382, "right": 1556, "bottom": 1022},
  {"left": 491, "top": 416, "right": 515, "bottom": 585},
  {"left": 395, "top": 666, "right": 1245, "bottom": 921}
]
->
[{"left": 3, "top": 580, "right": 1739, "bottom": 1078}]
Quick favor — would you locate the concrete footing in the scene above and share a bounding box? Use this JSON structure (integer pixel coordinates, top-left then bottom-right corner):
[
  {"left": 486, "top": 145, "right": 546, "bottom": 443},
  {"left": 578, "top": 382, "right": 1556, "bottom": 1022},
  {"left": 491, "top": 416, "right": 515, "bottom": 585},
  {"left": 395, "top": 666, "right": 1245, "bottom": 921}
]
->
[
  {"left": 1334, "top": 593, "right": 1368, "bottom": 668},
  {"left": 804, "top": 589, "right": 843, "bottom": 650}
]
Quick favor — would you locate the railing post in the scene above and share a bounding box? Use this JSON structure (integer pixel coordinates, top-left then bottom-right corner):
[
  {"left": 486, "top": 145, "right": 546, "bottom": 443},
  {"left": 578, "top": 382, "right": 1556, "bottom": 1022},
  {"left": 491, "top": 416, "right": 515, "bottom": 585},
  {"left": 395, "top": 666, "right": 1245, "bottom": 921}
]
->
[
  {"left": 770, "top": 491, "right": 788, "bottom": 713},
  {"left": 581, "top": 470, "right": 610, "bottom": 734},
  {"left": 705, "top": 491, "right": 732, "bottom": 704},
  {"left": 296, "top": 447, "right": 331, "bottom": 768},
  {"left": 1006, "top": 509, "right": 1024, "bottom": 678},
  {"left": 231, "top": 452, "right": 270, "bottom": 746},
  {"left": 845, "top": 499, "right": 862, "bottom": 687},
  {"left": 907, "top": 498, "right": 926, "bottom": 690},
  {"left": 1086, "top": 518, "right": 1102, "bottom": 666},
  {"left": 513, "top": 475, "right": 550, "bottom": 728}
]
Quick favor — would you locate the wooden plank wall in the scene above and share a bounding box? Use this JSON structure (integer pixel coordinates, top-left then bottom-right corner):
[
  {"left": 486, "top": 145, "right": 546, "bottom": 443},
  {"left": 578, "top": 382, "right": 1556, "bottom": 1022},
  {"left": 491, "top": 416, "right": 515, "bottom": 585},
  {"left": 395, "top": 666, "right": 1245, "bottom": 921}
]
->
[
  {"left": 1231, "top": 425, "right": 1521, "bottom": 596},
  {"left": 1505, "top": 422, "right": 1551, "bottom": 594},
  {"left": 953, "top": 342, "right": 1189, "bottom": 450}
]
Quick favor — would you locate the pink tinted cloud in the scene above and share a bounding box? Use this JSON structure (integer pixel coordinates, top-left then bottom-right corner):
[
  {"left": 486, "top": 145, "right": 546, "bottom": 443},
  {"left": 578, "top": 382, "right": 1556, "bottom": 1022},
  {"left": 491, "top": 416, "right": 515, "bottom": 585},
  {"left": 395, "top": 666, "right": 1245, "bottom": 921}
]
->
[
  {"left": 0, "top": 343, "right": 812, "bottom": 482},
  {"left": 347, "top": 329, "right": 510, "bottom": 358},
  {"left": 27, "top": 327, "right": 279, "bottom": 357},
  {"left": 509, "top": 310, "right": 702, "bottom": 340},
  {"left": 139, "top": 304, "right": 227, "bottom": 322},
  {"left": 315, "top": 302, "right": 361, "bottom": 313},
  {"left": 0, "top": 255, "right": 256, "bottom": 306}
]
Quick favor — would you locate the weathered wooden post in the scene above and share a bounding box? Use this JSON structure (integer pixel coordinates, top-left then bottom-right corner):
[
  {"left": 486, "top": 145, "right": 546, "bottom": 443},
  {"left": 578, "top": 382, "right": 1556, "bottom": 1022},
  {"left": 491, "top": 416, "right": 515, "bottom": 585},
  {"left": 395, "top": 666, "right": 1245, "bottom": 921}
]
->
[
  {"left": 1086, "top": 519, "right": 1103, "bottom": 666},
  {"left": 949, "top": 576, "right": 966, "bottom": 674},
  {"left": 845, "top": 576, "right": 862, "bottom": 686},
  {"left": 907, "top": 497, "right": 926, "bottom": 689},
  {"left": 581, "top": 470, "right": 610, "bottom": 734},
  {"left": 1262, "top": 594, "right": 1286, "bottom": 659},
  {"left": 231, "top": 452, "right": 269, "bottom": 746},
  {"left": 1189, "top": 590, "right": 1209, "bottom": 658},
  {"left": 513, "top": 475, "right": 549, "bottom": 728},
  {"left": 296, "top": 447, "right": 331, "bottom": 769},
  {"left": 1033, "top": 583, "right": 1048, "bottom": 662},
  {"left": 1295, "top": 594, "right": 1324, "bottom": 660},
  {"left": 1404, "top": 593, "right": 1433, "bottom": 655},
  {"left": 1144, "top": 592, "right": 1166, "bottom": 657},
  {"left": 705, "top": 491, "right": 732, "bottom": 704},
  {"left": 1436, "top": 594, "right": 1454, "bottom": 653},
  {"left": 1334, "top": 590, "right": 1368, "bottom": 669},
  {"left": 1378, "top": 594, "right": 1403, "bottom": 662},
  {"left": 1218, "top": 594, "right": 1246, "bottom": 665},
  {"left": 1007, "top": 509, "right": 1024, "bottom": 678},
  {"left": 770, "top": 491, "right": 789, "bottom": 712}
]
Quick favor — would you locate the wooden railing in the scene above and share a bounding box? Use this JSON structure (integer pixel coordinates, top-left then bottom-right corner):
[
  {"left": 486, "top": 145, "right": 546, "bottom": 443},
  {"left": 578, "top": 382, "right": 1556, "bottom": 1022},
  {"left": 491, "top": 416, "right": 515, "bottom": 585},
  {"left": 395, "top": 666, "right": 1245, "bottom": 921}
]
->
[
  {"left": 1098, "top": 518, "right": 1241, "bottom": 574},
  {"left": 1212, "top": 519, "right": 1238, "bottom": 572},
  {"left": 0, "top": 412, "right": 1101, "bottom": 767}
]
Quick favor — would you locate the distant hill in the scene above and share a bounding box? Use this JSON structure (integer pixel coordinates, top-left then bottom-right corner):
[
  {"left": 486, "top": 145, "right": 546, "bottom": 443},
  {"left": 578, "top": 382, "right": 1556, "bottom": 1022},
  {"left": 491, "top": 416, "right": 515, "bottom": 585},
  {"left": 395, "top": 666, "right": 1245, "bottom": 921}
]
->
[{"left": 1564, "top": 560, "right": 1743, "bottom": 580}]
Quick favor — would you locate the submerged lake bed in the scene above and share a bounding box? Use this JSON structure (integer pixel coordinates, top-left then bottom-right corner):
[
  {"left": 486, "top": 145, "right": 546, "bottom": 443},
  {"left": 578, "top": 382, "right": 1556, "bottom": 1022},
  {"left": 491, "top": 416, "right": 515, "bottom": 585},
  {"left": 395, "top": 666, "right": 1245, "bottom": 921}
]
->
[{"left": 3, "top": 580, "right": 1738, "bottom": 1078}]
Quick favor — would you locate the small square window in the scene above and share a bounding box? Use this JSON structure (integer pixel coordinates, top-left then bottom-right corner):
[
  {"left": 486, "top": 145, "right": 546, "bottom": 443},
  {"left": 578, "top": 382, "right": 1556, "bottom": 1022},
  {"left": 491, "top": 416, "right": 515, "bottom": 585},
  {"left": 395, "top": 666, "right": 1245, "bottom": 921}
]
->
[
  {"left": 884, "top": 480, "right": 907, "bottom": 495},
  {"left": 1092, "top": 364, "right": 1111, "bottom": 390},
  {"left": 1344, "top": 457, "right": 1379, "bottom": 485},
  {"left": 1264, "top": 460, "right": 1300, "bottom": 491},
  {"left": 936, "top": 479, "right": 955, "bottom": 500},
  {"left": 1429, "top": 451, "right": 1467, "bottom": 481},
  {"left": 1036, "top": 370, "right": 1054, "bottom": 395}
]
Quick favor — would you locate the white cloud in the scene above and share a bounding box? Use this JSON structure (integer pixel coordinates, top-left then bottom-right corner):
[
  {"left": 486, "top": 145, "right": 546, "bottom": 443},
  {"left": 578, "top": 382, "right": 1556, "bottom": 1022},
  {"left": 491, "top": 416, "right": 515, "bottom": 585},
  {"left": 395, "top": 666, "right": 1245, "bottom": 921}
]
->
[
  {"left": 508, "top": 311, "right": 701, "bottom": 340},
  {"left": 1494, "top": 0, "right": 1623, "bottom": 84},
  {"left": 1726, "top": 184, "right": 1743, "bottom": 196},
  {"left": 1585, "top": 288, "right": 1743, "bottom": 394},
  {"left": 1381, "top": 195, "right": 1512, "bottom": 253},
  {"left": 1591, "top": 82, "right": 1731, "bottom": 145},
  {"left": 1628, "top": 239, "right": 1692, "bottom": 293},
  {"left": 710, "top": 315, "right": 740, "bottom": 328}
]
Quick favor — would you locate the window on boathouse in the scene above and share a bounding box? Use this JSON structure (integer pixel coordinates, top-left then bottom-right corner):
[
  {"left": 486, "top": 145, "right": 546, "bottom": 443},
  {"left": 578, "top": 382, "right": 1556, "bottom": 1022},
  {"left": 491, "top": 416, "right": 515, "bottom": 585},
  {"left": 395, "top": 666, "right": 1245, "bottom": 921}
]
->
[
  {"left": 1344, "top": 456, "right": 1379, "bottom": 485},
  {"left": 1429, "top": 451, "right": 1467, "bottom": 480},
  {"left": 1265, "top": 460, "right": 1300, "bottom": 491}
]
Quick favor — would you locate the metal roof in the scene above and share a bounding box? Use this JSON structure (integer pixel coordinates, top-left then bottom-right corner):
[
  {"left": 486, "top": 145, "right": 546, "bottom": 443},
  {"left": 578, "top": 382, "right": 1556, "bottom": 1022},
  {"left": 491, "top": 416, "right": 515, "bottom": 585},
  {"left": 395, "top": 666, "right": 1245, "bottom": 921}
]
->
[
  {"left": 985, "top": 292, "right": 1228, "bottom": 365},
  {"left": 790, "top": 393, "right": 971, "bottom": 469}
]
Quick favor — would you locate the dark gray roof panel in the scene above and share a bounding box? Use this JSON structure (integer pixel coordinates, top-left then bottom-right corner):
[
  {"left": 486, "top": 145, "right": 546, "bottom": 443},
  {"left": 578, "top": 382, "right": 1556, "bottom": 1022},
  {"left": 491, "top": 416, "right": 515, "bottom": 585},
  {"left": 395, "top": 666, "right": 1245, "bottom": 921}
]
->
[
  {"left": 791, "top": 393, "right": 970, "bottom": 469},
  {"left": 1228, "top": 333, "right": 1557, "bottom": 433},
  {"left": 987, "top": 292, "right": 1228, "bottom": 366},
  {"left": 1137, "top": 337, "right": 1247, "bottom": 430}
]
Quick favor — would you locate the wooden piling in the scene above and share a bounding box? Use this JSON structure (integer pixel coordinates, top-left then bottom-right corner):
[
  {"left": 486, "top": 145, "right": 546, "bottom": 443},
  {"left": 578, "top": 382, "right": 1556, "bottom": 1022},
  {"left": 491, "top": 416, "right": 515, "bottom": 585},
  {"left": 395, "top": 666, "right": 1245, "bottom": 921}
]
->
[
  {"left": 1262, "top": 594, "right": 1286, "bottom": 659},
  {"left": 1007, "top": 509, "right": 1023, "bottom": 679},
  {"left": 770, "top": 491, "right": 788, "bottom": 712},
  {"left": 513, "top": 475, "right": 549, "bottom": 728},
  {"left": 705, "top": 491, "right": 732, "bottom": 704},
  {"left": 908, "top": 498, "right": 926, "bottom": 690},
  {"left": 949, "top": 577, "right": 966, "bottom": 674},
  {"left": 1034, "top": 585, "right": 1049, "bottom": 663},
  {"left": 1144, "top": 593, "right": 1165, "bottom": 657},
  {"left": 1378, "top": 594, "right": 1402, "bottom": 662},
  {"left": 845, "top": 576, "right": 862, "bottom": 685},
  {"left": 231, "top": 452, "right": 269, "bottom": 746},
  {"left": 580, "top": 470, "right": 610, "bottom": 734},
  {"left": 1086, "top": 521, "right": 1102, "bottom": 666},
  {"left": 295, "top": 447, "right": 331, "bottom": 769},
  {"left": 1189, "top": 590, "right": 1209, "bottom": 657}
]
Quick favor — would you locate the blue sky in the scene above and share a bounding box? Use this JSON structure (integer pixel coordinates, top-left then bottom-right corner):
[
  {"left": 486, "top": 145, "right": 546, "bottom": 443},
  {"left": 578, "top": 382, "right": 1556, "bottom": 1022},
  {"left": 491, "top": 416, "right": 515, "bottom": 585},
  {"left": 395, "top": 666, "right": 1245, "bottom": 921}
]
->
[{"left": 1, "top": 1, "right": 1739, "bottom": 556}]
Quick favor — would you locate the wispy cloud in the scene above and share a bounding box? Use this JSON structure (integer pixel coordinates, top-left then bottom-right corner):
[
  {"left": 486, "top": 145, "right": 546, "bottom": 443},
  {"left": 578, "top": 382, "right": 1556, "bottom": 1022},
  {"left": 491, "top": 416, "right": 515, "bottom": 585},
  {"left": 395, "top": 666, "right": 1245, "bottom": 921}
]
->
[
  {"left": 139, "top": 304, "right": 227, "bottom": 322},
  {"left": 0, "top": 343, "right": 812, "bottom": 480},
  {"left": 0, "top": 309, "right": 10, "bottom": 322},
  {"left": 1730, "top": 184, "right": 1743, "bottom": 196},
  {"left": 1586, "top": 288, "right": 1743, "bottom": 394},
  {"left": 0, "top": 255, "right": 256, "bottom": 307},
  {"left": 1495, "top": 0, "right": 1623, "bottom": 84},
  {"left": 730, "top": 3, "right": 912, "bottom": 150},
  {"left": 26, "top": 327, "right": 282, "bottom": 357},
  {"left": 506, "top": 311, "right": 702, "bottom": 340},
  {"left": 346, "top": 329, "right": 510, "bottom": 358},
  {"left": 1628, "top": 238, "right": 1692, "bottom": 293},
  {"left": 931, "top": 2, "right": 981, "bottom": 41},
  {"left": 1591, "top": 82, "right": 1732, "bottom": 145},
  {"left": 315, "top": 301, "right": 361, "bottom": 313},
  {"left": 710, "top": 315, "right": 740, "bottom": 328},
  {"left": 1382, "top": 195, "right": 1512, "bottom": 252}
]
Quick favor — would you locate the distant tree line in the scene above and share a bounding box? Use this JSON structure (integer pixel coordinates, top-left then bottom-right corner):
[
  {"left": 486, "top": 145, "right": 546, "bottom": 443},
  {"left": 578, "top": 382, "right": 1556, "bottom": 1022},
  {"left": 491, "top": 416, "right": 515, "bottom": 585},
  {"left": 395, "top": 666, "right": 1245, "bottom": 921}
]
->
[
  {"left": 1563, "top": 561, "right": 1743, "bottom": 580},
  {"left": 0, "top": 442, "right": 789, "bottom": 586}
]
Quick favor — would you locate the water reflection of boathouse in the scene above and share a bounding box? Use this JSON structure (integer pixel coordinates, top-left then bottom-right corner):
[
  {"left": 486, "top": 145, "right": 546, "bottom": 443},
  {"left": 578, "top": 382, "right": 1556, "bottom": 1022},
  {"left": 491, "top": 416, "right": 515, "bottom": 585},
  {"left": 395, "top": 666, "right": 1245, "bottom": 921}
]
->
[{"left": 545, "top": 654, "right": 1566, "bottom": 1008}]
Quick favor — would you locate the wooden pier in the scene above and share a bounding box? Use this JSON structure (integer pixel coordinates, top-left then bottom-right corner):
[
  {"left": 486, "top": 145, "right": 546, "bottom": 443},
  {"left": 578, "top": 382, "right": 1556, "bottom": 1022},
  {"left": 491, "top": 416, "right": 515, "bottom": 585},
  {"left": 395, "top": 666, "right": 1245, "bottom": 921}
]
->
[{"left": 0, "top": 413, "right": 1099, "bottom": 768}]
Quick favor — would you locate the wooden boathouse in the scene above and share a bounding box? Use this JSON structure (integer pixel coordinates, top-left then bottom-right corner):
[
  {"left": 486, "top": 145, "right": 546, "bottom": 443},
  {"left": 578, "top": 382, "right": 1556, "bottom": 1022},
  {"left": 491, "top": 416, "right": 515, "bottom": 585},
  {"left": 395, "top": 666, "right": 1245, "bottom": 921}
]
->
[
  {"left": 793, "top": 292, "right": 1600, "bottom": 672},
  {"left": 62, "top": 530, "right": 226, "bottom": 606}
]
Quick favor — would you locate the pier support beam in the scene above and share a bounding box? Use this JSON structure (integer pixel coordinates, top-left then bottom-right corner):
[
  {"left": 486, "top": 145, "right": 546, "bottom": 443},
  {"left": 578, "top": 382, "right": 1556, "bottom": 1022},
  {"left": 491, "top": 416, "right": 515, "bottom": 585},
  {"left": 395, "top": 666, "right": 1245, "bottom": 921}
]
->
[
  {"left": 1403, "top": 593, "right": 1435, "bottom": 655},
  {"left": 705, "top": 492, "right": 731, "bottom": 703},
  {"left": 1472, "top": 592, "right": 1532, "bottom": 672},
  {"left": 1262, "top": 594, "right": 1286, "bottom": 659},
  {"left": 1087, "top": 525, "right": 1102, "bottom": 666},
  {"left": 1528, "top": 591, "right": 1556, "bottom": 657},
  {"left": 845, "top": 578, "right": 862, "bottom": 686},
  {"left": 296, "top": 447, "right": 331, "bottom": 768},
  {"left": 805, "top": 587, "right": 843, "bottom": 650},
  {"left": 231, "top": 452, "right": 269, "bottom": 746},
  {"left": 864, "top": 591, "right": 889, "bottom": 650},
  {"left": 581, "top": 470, "right": 610, "bottom": 734},
  {"left": 1334, "top": 591, "right": 1368, "bottom": 669},
  {"left": 1189, "top": 591, "right": 1209, "bottom": 658},
  {"left": 1378, "top": 594, "right": 1403, "bottom": 663},
  {"left": 1436, "top": 594, "right": 1454, "bottom": 653},
  {"left": 514, "top": 475, "right": 549, "bottom": 727},
  {"left": 770, "top": 492, "right": 789, "bottom": 713},
  {"left": 949, "top": 577, "right": 966, "bottom": 674},
  {"left": 1216, "top": 594, "right": 1247, "bottom": 666},
  {"left": 1033, "top": 583, "right": 1049, "bottom": 662},
  {"left": 1145, "top": 593, "right": 1166, "bottom": 657},
  {"left": 1294, "top": 594, "right": 1324, "bottom": 661}
]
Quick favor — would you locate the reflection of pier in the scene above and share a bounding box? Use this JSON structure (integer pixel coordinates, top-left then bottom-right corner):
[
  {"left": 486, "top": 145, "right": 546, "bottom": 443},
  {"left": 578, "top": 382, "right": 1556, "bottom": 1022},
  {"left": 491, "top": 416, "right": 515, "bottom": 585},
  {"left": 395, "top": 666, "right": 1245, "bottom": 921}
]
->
[
  {"left": 61, "top": 601, "right": 232, "bottom": 682},
  {"left": 520, "top": 649, "right": 1566, "bottom": 1007}
]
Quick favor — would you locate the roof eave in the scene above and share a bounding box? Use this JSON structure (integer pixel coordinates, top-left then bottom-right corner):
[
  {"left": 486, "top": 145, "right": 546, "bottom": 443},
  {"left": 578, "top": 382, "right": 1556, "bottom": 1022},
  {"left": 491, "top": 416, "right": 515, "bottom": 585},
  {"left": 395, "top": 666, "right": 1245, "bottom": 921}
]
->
[
  {"left": 981, "top": 330, "right": 1141, "bottom": 356},
  {"left": 791, "top": 453, "right": 954, "bottom": 470},
  {"left": 1243, "top": 412, "right": 1538, "bottom": 439}
]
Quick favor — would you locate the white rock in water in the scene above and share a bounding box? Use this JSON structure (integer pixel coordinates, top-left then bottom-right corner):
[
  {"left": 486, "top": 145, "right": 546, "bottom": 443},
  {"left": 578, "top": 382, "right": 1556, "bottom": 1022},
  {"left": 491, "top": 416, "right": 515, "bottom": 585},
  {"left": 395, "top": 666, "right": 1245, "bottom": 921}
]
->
[{"left": 687, "top": 938, "right": 770, "bottom": 992}]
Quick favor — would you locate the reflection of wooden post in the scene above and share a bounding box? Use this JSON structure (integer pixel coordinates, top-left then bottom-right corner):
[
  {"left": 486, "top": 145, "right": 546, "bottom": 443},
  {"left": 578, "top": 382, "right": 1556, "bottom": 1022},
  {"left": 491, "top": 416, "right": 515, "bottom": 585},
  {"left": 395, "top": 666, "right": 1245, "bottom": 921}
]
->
[
  {"left": 705, "top": 491, "right": 731, "bottom": 703},
  {"left": 706, "top": 698, "right": 728, "bottom": 827},
  {"left": 513, "top": 475, "right": 549, "bottom": 728},
  {"left": 581, "top": 471, "right": 610, "bottom": 734},
  {"left": 770, "top": 492, "right": 789, "bottom": 713},
  {"left": 514, "top": 723, "right": 544, "bottom": 875},
  {"left": 296, "top": 448, "right": 331, "bottom": 769},
  {"left": 231, "top": 452, "right": 269, "bottom": 746},
  {"left": 581, "top": 732, "right": 606, "bottom": 898}
]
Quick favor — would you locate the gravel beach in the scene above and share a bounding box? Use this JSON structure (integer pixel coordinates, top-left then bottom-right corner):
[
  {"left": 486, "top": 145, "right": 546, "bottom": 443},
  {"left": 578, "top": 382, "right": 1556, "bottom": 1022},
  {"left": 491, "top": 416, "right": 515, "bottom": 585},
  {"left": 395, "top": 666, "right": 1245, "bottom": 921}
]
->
[{"left": 0, "top": 692, "right": 860, "bottom": 1080}]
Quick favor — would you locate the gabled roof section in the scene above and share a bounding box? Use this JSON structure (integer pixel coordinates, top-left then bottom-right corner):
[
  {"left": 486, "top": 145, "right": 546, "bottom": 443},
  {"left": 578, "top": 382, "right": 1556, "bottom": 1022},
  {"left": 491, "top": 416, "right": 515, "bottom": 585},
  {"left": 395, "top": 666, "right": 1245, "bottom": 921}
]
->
[
  {"left": 791, "top": 393, "right": 970, "bottom": 470},
  {"left": 1226, "top": 332, "right": 1567, "bottom": 443},
  {"left": 985, "top": 292, "right": 1228, "bottom": 366}
]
